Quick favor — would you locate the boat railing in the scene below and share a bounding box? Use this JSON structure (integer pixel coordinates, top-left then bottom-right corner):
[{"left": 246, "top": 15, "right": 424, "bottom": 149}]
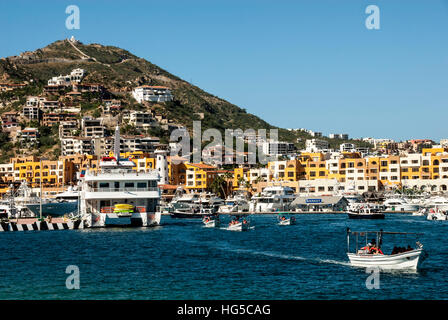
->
[
  {"left": 89, "top": 169, "right": 158, "bottom": 176},
  {"left": 87, "top": 187, "right": 159, "bottom": 193}
]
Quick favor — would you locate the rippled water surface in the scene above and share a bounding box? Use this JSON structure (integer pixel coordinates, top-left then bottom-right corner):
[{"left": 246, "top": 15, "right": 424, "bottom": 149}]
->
[{"left": 0, "top": 214, "right": 447, "bottom": 299}]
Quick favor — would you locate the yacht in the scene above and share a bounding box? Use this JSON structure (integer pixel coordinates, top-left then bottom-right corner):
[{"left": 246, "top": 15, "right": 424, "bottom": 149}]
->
[
  {"left": 218, "top": 192, "right": 250, "bottom": 213},
  {"left": 423, "top": 196, "right": 448, "bottom": 211},
  {"left": 383, "top": 197, "right": 420, "bottom": 212},
  {"left": 194, "top": 192, "right": 224, "bottom": 212},
  {"left": 80, "top": 127, "right": 161, "bottom": 228},
  {"left": 26, "top": 186, "right": 79, "bottom": 217},
  {"left": 347, "top": 203, "right": 385, "bottom": 219},
  {"left": 249, "top": 185, "right": 296, "bottom": 213}
]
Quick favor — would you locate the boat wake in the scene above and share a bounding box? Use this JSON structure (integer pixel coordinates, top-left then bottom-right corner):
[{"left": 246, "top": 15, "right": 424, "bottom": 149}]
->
[{"left": 214, "top": 245, "right": 351, "bottom": 267}]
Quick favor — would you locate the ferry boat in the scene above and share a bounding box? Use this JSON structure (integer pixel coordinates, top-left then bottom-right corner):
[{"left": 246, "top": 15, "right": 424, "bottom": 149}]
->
[
  {"left": 346, "top": 229, "right": 427, "bottom": 270},
  {"left": 249, "top": 185, "right": 296, "bottom": 213},
  {"left": 80, "top": 127, "right": 161, "bottom": 228}
]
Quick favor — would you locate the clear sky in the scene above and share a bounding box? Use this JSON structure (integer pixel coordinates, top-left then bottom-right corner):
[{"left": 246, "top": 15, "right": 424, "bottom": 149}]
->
[{"left": 1, "top": 0, "right": 447, "bottom": 142}]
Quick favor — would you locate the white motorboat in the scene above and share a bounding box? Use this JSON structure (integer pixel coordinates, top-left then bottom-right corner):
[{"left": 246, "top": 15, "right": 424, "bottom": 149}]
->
[
  {"left": 348, "top": 249, "right": 425, "bottom": 270},
  {"left": 426, "top": 208, "right": 448, "bottom": 221},
  {"left": 412, "top": 208, "right": 426, "bottom": 217},
  {"left": 277, "top": 213, "right": 296, "bottom": 226},
  {"left": 346, "top": 229, "right": 426, "bottom": 270},
  {"left": 202, "top": 215, "right": 220, "bottom": 228},
  {"left": 383, "top": 197, "right": 420, "bottom": 212},
  {"left": 249, "top": 185, "right": 296, "bottom": 213},
  {"left": 226, "top": 216, "right": 250, "bottom": 231}
]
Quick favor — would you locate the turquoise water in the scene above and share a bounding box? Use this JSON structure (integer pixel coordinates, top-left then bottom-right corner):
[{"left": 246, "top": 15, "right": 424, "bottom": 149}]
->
[{"left": 0, "top": 214, "right": 447, "bottom": 299}]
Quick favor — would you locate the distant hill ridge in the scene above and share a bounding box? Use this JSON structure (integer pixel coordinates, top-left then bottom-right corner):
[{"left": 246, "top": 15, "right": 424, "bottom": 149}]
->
[{"left": 0, "top": 39, "right": 368, "bottom": 150}]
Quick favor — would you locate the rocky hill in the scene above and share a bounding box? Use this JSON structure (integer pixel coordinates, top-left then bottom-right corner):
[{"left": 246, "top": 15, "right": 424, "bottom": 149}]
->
[{"left": 0, "top": 39, "right": 371, "bottom": 154}]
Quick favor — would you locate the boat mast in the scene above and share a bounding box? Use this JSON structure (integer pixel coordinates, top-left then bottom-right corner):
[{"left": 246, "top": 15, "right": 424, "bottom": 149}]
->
[
  {"left": 114, "top": 125, "right": 120, "bottom": 163},
  {"left": 39, "top": 159, "right": 42, "bottom": 220}
]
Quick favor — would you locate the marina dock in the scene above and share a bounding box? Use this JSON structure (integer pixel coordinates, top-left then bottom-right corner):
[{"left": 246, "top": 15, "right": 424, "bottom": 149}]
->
[{"left": 0, "top": 218, "right": 83, "bottom": 232}]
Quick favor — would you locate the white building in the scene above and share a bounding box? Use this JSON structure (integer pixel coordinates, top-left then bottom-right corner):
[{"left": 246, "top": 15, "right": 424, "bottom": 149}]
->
[
  {"left": 123, "top": 111, "right": 156, "bottom": 131},
  {"left": 61, "top": 137, "right": 95, "bottom": 156},
  {"left": 48, "top": 68, "right": 85, "bottom": 86},
  {"left": 132, "top": 86, "right": 173, "bottom": 103},
  {"left": 262, "top": 141, "right": 296, "bottom": 157},
  {"left": 17, "top": 128, "right": 39, "bottom": 147},
  {"left": 329, "top": 133, "right": 349, "bottom": 140},
  {"left": 305, "top": 139, "right": 329, "bottom": 152},
  {"left": 59, "top": 121, "right": 79, "bottom": 139},
  {"left": 340, "top": 143, "right": 356, "bottom": 153},
  {"left": 82, "top": 117, "right": 105, "bottom": 138}
]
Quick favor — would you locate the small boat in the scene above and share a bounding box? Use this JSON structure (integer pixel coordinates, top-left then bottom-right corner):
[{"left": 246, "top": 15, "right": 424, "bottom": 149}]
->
[
  {"left": 412, "top": 208, "right": 426, "bottom": 216},
  {"left": 226, "top": 215, "right": 250, "bottom": 231},
  {"left": 346, "top": 229, "right": 427, "bottom": 270},
  {"left": 426, "top": 208, "right": 448, "bottom": 221},
  {"left": 277, "top": 213, "right": 296, "bottom": 226},
  {"left": 202, "top": 215, "right": 220, "bottom": 228},
  {"left": 348, "top": 203, "right": 384, "bottom": 219}
]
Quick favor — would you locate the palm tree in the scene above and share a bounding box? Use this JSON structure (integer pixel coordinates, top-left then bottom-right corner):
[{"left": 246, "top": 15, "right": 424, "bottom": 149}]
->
[{"left": 209, "top": 175, "right": 227, "bottom": 199}]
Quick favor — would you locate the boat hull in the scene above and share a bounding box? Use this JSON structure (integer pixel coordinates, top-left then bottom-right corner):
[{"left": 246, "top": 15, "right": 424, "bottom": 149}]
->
[
  {"left": 26, "top": 201, "right": 78, "bottom": 217},
  {"left": 88, "top": 211, "right": 161, "bottom": 228},
  {"left": 348, "top": 213, "right": 385, "bottom": 219},
  {"left": 278, "top": 218, "right": 295, "bottom": 226},
  {"left": 170, "top": 211, "right": 210, "bottom": 219},
  {"left": 347, "top": 249, "right": 424, "bottom": 270},
  {"left": 203, "top": 219, "right": 219, "bottom": 228},
  {"left": 227, "top": 222, "right": 250, "bottom": 231}
]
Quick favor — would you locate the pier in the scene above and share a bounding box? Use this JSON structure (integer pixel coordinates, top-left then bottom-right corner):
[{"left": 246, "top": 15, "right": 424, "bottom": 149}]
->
[{"left": 0, "top": 218, "right": 84, "bottom": 232}]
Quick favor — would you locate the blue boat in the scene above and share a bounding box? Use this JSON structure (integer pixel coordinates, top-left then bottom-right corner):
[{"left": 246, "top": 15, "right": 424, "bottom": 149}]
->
[{"left": 26, "top": 201, "right": 78, "bottom": 217}]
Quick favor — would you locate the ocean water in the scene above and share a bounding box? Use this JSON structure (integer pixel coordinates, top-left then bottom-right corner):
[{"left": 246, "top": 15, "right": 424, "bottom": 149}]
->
[{"left": 0, "top": 214, "right": 447, "bottom": 300}]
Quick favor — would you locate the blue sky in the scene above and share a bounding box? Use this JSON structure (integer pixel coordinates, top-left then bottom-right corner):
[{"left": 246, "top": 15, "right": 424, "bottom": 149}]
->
[{"left": 1, "top": 0, "right": 447, "bottom": 141}]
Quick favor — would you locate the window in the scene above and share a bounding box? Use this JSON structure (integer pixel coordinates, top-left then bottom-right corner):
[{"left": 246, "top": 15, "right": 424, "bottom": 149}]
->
[
  {"left": 124, "top": 182, "right": 134, "bottom": 188},
  {"left": 99, "top": 182, "right": 109, "bottom": 188}
]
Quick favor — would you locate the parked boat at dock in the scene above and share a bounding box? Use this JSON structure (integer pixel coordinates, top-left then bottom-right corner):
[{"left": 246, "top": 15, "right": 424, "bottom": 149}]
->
[
  {"left": 249, "top": 185, "right": 295, "bottom": 213},
  {"left": 383, "top": 197, "right": 420, "bottom": 212},
  {"left": 347, "top": 203, "right": 385, "bottom": 219},
  {"left": 79, "top": 127, "right": 161, "bottom": 228}
]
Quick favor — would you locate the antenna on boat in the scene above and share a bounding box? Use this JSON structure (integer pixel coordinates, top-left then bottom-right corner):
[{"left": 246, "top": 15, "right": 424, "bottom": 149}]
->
[{"left": 114, "top": 125, "right": 120, "bottom": 162}]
